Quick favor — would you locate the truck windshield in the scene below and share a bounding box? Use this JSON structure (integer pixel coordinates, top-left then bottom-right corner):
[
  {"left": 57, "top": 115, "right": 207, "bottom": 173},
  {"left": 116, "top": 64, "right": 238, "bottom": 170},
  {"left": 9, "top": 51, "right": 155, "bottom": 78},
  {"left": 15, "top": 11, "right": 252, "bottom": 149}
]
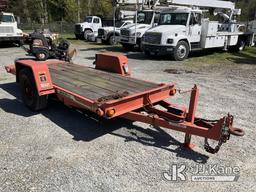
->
[
  {"left": 0, "top": 15, "right": 15, "bottom": 22},
  {"left": 159, "top": 13, "right": 189, "bottom": 26},
  {"left": 136, "top": 11, "right": 154, "bottom": 24},
  {"left": 115, "top": 21, "right": 124, "bottom": 28},
  {"left": 84, "top": 17, "right": 92, "bottom": 23}
]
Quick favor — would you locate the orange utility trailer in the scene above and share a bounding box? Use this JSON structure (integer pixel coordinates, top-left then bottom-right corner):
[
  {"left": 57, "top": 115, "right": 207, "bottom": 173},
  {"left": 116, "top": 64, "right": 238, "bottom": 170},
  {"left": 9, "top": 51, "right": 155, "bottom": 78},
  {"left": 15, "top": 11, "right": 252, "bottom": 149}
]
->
[{"left": 5, "top": 52, "right": 244, "bottom": 154}]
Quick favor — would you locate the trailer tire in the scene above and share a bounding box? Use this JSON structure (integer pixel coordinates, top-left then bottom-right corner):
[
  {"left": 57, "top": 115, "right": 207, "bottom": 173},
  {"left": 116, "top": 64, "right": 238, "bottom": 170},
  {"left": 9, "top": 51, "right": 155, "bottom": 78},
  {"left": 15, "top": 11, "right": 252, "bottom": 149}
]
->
[
  {"left": 173, "top": 41, "right": 189, "bottom": 61},
  {"left": 19, "top": 68, "right": 48, "bottom": 111}
]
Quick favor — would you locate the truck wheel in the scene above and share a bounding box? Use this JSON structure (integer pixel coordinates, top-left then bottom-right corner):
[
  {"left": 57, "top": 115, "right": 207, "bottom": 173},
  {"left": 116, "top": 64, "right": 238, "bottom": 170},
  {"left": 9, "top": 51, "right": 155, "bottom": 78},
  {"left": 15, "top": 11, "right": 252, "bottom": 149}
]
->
[
  {"left": 75, "top": 34, "right": 80, "bottom": 39},
  {"left": 232, "top": 38, "right": 246, "bottom": 52},
  {"left": 144, "top": 50, "right": 151, "bottom": 57},
  {"left": 19, "top": 68, "right": 48, "bottom": 111},
  {"left": 173, "top": 41, "right": 189, "bottom": 61},
  {"left": 122, "top": 44, "right": 134, "bottom": 51},
  {"left": 84, "top": 30, "right": 92, "bottom": 40},
  {"left": 108, "top": 35, "right": 117, "bottom": 45}
]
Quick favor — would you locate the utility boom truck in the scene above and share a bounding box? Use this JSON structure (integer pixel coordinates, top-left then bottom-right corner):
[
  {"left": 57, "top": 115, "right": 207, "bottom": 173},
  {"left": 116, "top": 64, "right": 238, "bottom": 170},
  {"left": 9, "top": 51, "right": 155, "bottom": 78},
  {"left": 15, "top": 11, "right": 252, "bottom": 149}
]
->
[
  {"left": 0, "top": 12, "right": 23, "bottom": 45},
  {"left": 142, "top": 0, "right": 255, "bottom": 61}
]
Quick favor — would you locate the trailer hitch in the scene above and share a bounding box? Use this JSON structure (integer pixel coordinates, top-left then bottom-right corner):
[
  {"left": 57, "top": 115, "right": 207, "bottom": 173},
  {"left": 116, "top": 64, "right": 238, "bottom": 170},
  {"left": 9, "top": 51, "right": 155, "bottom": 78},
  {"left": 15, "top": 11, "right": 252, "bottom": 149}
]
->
[
  {"left": 203, "top": 114, "right": 244, "bottom": 154},
  {"left": 122, "top": 85, "right": 245, "bottom": 154}
]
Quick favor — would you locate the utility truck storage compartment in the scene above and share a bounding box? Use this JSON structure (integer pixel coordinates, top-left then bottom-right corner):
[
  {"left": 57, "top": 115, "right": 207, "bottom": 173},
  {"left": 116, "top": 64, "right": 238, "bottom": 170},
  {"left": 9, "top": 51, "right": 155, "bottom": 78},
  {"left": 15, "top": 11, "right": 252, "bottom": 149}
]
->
[{"left": 201, "top": 20, "right": 218, "bottom": 37}]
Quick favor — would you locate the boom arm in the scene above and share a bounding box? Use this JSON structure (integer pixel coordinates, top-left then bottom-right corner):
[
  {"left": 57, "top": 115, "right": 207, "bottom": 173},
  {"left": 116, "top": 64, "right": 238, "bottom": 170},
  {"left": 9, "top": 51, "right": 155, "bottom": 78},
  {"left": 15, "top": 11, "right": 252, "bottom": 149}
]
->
[{"left": 167, "top": 0, "right": 235, "bottom": 10}]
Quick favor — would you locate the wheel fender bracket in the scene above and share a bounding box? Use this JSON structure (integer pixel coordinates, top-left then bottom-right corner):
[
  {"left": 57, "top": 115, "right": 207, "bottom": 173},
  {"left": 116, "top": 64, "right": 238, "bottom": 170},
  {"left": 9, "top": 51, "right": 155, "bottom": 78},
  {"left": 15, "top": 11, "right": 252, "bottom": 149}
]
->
[{"left": 15, "top": 60, "right": 55, "bottom": 96}]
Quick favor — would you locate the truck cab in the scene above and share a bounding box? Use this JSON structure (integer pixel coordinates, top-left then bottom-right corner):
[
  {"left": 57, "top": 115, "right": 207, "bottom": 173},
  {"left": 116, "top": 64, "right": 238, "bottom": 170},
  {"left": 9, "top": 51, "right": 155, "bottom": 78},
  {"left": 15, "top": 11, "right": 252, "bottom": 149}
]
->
[
  {"left": 98, "top": 20, "right": 133, "bottom": 45},
  {"left": 142, "top": 7, "right": 202, "bottom": 60},
  {"left": 0, "top": 12, "right": 23, "bottom": 45},
  {"left": 74, "top": 16, "right": 102, "bottom": 39},
  {"left": 118, "top": 10, "right": 160, "bottom": 50}
]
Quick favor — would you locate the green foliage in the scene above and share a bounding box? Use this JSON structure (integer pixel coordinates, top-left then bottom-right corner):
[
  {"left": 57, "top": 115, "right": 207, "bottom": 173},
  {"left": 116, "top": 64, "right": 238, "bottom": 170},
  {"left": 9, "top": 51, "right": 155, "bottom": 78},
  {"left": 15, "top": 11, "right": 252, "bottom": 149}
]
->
[
  {"left": 8, "top": 0, "right": 114, "bottom": 23},
  {"left": 7, "top": 0, "right": 256, "bottom": 23}
]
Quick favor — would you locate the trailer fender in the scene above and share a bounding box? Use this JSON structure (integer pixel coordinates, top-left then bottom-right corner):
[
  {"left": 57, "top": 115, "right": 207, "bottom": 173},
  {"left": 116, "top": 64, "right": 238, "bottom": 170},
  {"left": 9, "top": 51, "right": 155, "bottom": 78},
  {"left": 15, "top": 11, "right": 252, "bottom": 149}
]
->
[{"left": 15, "top": 60, "right": 55, "bottom": 96}]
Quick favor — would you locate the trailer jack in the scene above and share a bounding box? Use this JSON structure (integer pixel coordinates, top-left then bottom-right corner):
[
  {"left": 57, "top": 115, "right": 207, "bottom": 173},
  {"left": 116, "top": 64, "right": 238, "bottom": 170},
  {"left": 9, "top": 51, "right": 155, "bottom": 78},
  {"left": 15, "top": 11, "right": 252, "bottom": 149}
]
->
[{"left": 121, "top": 85, "right": 244, "bottom": 154}]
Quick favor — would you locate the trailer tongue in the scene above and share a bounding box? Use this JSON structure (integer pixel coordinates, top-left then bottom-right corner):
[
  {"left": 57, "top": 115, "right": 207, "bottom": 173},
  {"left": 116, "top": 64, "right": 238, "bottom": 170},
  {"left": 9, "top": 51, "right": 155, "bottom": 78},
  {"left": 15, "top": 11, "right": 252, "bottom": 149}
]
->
[{"left": 5, "top": 52, "right": 244, "bottom": 154}]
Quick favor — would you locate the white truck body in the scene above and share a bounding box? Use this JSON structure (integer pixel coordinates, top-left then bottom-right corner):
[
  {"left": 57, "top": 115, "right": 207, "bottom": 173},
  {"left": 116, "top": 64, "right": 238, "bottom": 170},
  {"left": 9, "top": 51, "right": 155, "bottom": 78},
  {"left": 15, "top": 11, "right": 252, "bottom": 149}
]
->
[
  {"left": 74, "top": 16, "right": 102, "bottom": 39},
  {"left": 97, "top": 20, "right": 133, "bottom": 45},
  {"left": 0, "top": 12, "right": 23, "bottom": 44},
  {"left": 117, "top": 10, "right": 160, "bottom": 49},
  {"left": 142, "top": 2, "right": 254, "bottom": 60}
]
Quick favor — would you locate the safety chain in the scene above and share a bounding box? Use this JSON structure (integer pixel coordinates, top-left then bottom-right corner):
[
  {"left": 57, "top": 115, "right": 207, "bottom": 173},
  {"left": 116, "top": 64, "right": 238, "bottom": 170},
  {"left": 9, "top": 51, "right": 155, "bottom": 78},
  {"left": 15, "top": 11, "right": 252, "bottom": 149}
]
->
[{"left": 204, "top": 117, "right": 230, "bottom": 154}]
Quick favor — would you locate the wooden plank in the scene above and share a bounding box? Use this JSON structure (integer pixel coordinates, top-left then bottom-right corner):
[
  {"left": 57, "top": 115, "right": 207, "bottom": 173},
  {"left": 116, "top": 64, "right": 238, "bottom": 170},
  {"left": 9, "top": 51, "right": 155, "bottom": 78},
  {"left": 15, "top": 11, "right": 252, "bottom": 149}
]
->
[
  {"left": 49, "top": 66, "right": 150, "bottom": 94},
  {"left": 64, "top": 63, "right": 158, "bottom": 88},
  {"left": 53, "top": 63, "right": 158, "bottom": 90},
  {"left": 51, "top": 72, "right": 114, "bottom": 99}
]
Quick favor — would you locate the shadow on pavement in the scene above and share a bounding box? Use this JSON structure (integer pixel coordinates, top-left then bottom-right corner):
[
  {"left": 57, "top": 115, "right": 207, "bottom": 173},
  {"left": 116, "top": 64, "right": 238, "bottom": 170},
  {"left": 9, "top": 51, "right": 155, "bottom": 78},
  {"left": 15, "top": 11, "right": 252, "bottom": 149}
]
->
[{"left": 0, "top": 82, "right": 209, "bottom": 163}]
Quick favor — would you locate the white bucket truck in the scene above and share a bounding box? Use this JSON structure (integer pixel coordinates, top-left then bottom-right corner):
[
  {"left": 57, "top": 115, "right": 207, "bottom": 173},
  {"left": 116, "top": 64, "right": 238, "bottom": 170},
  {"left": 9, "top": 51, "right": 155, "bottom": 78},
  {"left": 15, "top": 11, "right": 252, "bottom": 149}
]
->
[{"left": 142, "top": 0, "right": 255, "bottom": 60}]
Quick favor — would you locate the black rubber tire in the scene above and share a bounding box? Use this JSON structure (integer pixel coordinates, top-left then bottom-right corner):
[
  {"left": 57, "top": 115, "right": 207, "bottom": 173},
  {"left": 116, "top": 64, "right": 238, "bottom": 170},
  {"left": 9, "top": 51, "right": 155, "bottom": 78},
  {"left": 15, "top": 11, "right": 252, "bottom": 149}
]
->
[
  {"left": 19, "top": 68, "right": 48, "bottom": 111},
  {"left": 144, "top": 50, "right": 151, "bottom": 57},
  {"left": 229, "top": 38, "right": 246, "bottom": 52},
  {"left": 108, "top": 35, "right": 117, "bottom": 45},
  {"left": 35, "top": 50, "right": 49, "bottom": 61},
  {"left": 121, "top": 43, "right": 134, "bottom": 51},
  {"left": 173, "top": 41, "right": 190, "bottom": 61},
  {"left": 84, "top": 30, "right": 92, "bottom": 40},
  {"left": 75, "top": 34, "right": 80, "bottom": 39}
]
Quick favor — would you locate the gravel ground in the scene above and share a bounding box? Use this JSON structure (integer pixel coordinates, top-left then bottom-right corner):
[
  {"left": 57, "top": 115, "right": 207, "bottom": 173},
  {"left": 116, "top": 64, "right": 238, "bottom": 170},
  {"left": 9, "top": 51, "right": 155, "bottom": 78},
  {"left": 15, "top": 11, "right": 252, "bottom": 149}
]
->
[{"left": 0, "top": 43, "right": 256, "bottom": 192}]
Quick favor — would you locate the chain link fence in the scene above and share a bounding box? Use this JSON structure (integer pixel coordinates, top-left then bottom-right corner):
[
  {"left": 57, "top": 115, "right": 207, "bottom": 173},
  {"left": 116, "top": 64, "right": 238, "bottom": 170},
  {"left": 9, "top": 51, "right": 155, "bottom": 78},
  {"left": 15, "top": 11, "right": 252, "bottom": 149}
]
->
[{"left": 19, "top": 21, "right": 75, "bottom": 34}]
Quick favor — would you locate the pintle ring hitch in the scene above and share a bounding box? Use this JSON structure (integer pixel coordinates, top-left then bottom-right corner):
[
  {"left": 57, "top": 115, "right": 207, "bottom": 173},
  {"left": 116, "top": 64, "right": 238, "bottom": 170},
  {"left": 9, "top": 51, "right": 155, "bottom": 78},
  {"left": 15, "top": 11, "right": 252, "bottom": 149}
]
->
[{"left": 229, "top": 127, "right": 245, "bottom": 136}]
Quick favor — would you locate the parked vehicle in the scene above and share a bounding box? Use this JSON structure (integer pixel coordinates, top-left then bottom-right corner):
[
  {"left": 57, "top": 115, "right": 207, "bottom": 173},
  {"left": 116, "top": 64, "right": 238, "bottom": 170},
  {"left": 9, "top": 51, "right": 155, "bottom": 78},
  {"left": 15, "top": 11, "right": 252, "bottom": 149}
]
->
[
  {"left": 142, "top": 0, "right": 255, "bottom": 61},
  {"left": 5, "top": 53, "right": 245, "bottom": 154},
  {"left": 23, "top": 31, "right": 74, "bottom": 61},
  {"left": 118, "top": 9, "right": 160, "bottom": 50},
  {"left": 74, "top": 16, "right": 102, "bottom": 40},
  {"left": 0, "top": 12, "right": 23, "bottom": 45},
  {"left": 248, "top": 20, "right": 256, "bottom": 43},
  {"left": 97, "top": 20, "right": 133, "bottom": 45}
]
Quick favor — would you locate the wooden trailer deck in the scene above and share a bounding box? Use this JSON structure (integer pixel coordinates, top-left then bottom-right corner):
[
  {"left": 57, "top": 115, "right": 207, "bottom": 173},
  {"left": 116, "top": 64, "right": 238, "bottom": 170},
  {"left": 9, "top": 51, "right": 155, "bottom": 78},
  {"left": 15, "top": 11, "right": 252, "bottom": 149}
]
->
[{"left": 48, "top": 63, "right": 161, "bottom": 101}]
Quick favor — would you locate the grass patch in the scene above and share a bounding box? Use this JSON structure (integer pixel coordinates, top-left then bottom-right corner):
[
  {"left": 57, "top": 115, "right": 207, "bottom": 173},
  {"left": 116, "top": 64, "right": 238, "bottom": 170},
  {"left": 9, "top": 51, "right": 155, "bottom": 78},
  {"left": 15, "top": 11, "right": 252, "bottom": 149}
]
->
[
  {"left": 185, "top": 47, "right": 256, "bottom": 66},
  {"left": 60, "top": 33, "right": 124, "bottom": 52}
]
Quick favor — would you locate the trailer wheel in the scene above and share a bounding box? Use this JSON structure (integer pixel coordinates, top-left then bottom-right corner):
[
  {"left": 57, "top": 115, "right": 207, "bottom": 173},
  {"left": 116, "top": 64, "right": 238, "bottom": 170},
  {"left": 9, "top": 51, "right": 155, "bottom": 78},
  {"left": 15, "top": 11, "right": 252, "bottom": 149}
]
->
[
  {"left": 19, "top": 68, "right": 48, "bottom": 111},
  {"left": 173, "top": 41, "right": 189, "bottom": 61}
]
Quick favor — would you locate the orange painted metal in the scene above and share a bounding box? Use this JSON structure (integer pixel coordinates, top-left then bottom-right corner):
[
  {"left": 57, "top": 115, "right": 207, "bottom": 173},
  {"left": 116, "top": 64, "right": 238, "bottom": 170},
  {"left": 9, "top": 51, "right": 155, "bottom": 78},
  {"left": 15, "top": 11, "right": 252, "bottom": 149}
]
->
[
  {"left": 95, "top": 52, "right": 131, "bottom": 76},
  {"left": 4, "top": 54, "right": 244, "bottom": 149}
]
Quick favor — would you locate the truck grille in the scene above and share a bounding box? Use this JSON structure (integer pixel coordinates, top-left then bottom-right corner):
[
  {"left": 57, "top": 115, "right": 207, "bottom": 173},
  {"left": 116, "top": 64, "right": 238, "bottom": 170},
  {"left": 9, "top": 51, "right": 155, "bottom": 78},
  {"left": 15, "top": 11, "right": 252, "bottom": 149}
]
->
[
  {"left": 144, "top": 33, "right": 162, "bottom": 44},
  {"left": 120, "top": 29, "right": 130, "bottom": 36},
  {"left": 0, "top": 26, "right": 14, "bottom": 34},
  {"left": 74, "top": 24, "right": 82, "bottom": 34},
  {"left": 98, "top": 29, "right": 105, "bottom": 38}
]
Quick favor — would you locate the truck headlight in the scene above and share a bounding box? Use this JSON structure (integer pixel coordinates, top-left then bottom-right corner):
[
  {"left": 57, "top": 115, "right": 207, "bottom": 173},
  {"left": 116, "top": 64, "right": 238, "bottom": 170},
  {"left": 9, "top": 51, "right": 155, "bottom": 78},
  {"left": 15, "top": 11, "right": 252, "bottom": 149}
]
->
[
  {"left": 167, "top": 39, "right": 174, "bottom": 44},
  {"left": 132, "top": 32, "right": 141, "bottom": 37}
]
